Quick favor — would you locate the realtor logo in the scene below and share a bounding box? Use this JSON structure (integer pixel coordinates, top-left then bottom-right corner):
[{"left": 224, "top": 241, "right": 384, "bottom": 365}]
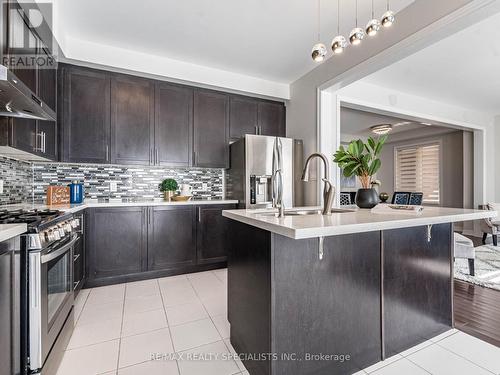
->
[{"left": 2, "top": 2, "right": 56, "bottom": 69}]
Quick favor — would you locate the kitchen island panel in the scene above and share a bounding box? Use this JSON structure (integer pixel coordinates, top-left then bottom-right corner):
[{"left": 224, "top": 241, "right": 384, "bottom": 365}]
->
[
  {"left": 271, "top": 231, "right": 382, "bottom": 375},
  {"left": 382, "top": 223, "right": 453, "bottom": 357},
  {"left": 228, "top": 220, "right": 272, "bottom": 375}
]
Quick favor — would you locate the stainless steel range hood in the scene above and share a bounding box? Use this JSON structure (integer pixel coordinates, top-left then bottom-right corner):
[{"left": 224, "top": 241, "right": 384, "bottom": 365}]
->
[{"left": 0, "top": 64, "right": 56, "bottom": 121}]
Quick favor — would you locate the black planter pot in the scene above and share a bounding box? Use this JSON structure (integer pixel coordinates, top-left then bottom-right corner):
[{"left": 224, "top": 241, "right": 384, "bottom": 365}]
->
[{"left": 355, "top": 188, "right": 379, "bottom": 209}]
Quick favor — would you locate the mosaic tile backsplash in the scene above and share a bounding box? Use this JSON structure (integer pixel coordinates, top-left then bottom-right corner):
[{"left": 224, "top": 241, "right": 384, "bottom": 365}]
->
[
  {"left": 0, "top": 156, "right": 33, "bottom": 205},
  {"left": 32, "top": 163, "right": 224, "bottom": 202},
  {"left": 1, "top": 156, "right": 225, "bottom": 205}
]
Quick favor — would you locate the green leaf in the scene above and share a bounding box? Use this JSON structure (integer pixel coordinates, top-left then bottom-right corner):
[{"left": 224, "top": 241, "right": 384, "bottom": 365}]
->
[
  {"left": 369, "top": 158, "right": 381, "bottom": 175},
  {"left": 348, "top": 141, "right": 357, "bottom": 156},
  {"left": 367, "top": 137, "right": 376, "bottom": 151},
  {"left": 357, "top": 139, "right": 364, "bottom": 157},
  {"left": 343, "top": 166, "right": 354, "bottom": 177}
]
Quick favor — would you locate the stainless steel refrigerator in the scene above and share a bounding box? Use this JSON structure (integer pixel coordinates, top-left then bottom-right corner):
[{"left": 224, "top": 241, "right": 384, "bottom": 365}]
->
[{"left": 226, "top": 135, "right": 303, "bottom": 209}]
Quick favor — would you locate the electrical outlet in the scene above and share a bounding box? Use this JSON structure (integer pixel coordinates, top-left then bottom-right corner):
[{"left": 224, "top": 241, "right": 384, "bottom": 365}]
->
[
  {"left": 0, "top": 180, "right": 3, "bottom": 194},
  {"left": 109, "top": 181, "right": 118, "bottom": 192}
]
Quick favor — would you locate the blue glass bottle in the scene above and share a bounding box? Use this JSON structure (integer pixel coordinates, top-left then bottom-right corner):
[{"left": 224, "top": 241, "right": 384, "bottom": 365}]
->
[{"left": 69, "top": 180, "right": 84, "bottom": 204}]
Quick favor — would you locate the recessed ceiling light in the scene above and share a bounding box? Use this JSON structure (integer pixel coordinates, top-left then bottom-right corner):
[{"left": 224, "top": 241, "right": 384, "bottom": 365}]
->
[{"left": 371, "top": 124, "right": 392, "bottom": 135}]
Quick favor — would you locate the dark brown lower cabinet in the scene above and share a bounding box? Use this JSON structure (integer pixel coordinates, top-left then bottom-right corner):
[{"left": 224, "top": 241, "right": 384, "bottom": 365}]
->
[
  {"left": 86, "top": 204, "right": 236, "bottom": 287},
  {"left": 197, "top": 205, "right": 232, "bottom": 264},
  {"left": 148, "top": 206, "right": 197, "bottom": 271},
  {"left": 87, "top": 207, "right": 147, "bottom": 284}
]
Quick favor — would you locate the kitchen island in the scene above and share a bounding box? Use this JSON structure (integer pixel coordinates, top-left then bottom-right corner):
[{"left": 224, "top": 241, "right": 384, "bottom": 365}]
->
[{"left": 222, "top": 206, "right": 496, "bottom": 375}]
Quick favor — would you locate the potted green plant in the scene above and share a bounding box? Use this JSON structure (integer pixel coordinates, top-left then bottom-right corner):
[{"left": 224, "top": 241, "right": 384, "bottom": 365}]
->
[
  {"left": 333, "top": 136, "right": 387, "bottom": 208},
  {"left": 159, "top": 178, "right": 178, "bottom": 201}
]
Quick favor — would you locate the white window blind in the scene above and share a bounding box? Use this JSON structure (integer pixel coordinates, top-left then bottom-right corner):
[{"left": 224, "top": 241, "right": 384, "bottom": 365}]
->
[{"left": 395, "top": 143, "right": 440, "bottom": 204}]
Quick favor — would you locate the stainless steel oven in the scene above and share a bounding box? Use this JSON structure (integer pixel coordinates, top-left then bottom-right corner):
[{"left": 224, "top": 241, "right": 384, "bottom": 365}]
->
[
  {"left": 28, "top": 233, "right": 77, "bottom": 372},
  {"left": 19, "top": 213, "right": 82, "bottom": 374}
]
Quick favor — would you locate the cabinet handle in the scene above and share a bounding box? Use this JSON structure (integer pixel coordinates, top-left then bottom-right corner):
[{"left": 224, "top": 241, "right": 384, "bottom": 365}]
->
[
  {"left": 150, "top": 148, "right": 153, "bottom": 164},
  {"left": 254, "top": 126, "right": 258, "bottom": 135},
  {"left": 198, "top": 207, "right": 202, "bottom": 222},
  {"left": 34, "top": 132, "right": 42, "bottom": 152},
  {"left": 156, "top": 148, "right": 159, "bottom": 165},
  {"left": 42, "top": 132, "right": 46, "bottom": 153},
  {"left": 106, "top": 145, "right": 109, "bottom": 161},
  {"left": 193, "top": 151, "right": 196, "bottom": 165},
  {"left": 259, "top": 126, "right": 262, "bottom": 135}
]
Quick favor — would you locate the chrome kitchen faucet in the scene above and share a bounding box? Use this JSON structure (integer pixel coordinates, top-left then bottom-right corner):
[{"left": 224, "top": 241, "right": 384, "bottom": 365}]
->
[{"left": 301, "top": 153, "right": 335, "bottom": 215}]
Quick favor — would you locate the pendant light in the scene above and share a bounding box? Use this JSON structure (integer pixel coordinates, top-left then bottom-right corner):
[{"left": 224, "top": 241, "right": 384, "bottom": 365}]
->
[
  {"left": 311, "top": 0, "right": 327, "bottom": 62},
  {"left": 331, "top": 0, "right": 347, "bottom": 54},
  {"left": 349, "top": 0, "right": 365, "bottom": 46},
  {"left": 366, "top": 0, "right": 381, "bottom": 36},
  {"left": 381, "top": 0, "right": 395, "bottom": 27}
]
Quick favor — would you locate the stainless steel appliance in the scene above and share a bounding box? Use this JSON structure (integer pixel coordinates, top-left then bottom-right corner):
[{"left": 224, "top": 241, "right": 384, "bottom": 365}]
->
[
  {"left": 0, "top": 235, "right": 21, "bottom": 375},
  {"left": 227, "top": 135, "right": 302, "bottom": 209},
  {"left": 0, "top": 209, "right": 80, "bottom": 375},
  {"left": 0, "top": 65, "right": 56, "bottom": 121}
]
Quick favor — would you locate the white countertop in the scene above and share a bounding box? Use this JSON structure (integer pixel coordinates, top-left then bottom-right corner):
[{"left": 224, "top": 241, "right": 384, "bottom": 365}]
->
[
  {"left": 1, "top": 199, "right": 239, "bottom": 214},
  {"left": 0, "top": 223, "right": 27, "bottom": 242},
  {"left": 222, "top": 206, "right": 497, "bottom": 239}
]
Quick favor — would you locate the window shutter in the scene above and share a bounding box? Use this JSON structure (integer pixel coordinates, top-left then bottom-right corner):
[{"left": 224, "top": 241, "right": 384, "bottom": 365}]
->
[{"left": 395, "top": 143, "right": 440, "bottom": 204}]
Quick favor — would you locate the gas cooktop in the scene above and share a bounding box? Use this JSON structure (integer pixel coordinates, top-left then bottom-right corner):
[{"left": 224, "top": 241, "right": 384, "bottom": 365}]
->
[{"left": 0, "top": 208, "right": 65, "bottom": 227}]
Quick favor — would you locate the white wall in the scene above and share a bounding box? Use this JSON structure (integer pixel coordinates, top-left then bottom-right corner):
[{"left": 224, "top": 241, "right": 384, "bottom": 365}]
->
[
  {"left": 337, "top": 81, "right": 496, "bottom": 208},
  {"left": 377, "top": 130, "right": 466, "bottom": 208},
  {"left": 61, "top": 37, "right": 290, "bottom": 100},
  {"left": 286, "top": 0, "right": 496, "bottom": 204},
  {"left": 496, "top": 116, "right": 500, "bottom": 202}
]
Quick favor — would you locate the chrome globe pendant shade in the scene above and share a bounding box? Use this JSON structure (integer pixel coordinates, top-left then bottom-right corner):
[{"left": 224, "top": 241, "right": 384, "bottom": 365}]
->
[
  {"left": 312, "top": 43, "right": 327, "bottom": 62},
  {"left": 349, "top": 0, "right": 365, "bottom": 46},
  {"left": 310, "top": 0, "right": 396, "bottom": 60},
  {"left": 381, "top": 0, "right": 395, "bottom": 27},
  {"left": 311, "top": 0, "right": 327, "bottom": 62},
  {"left": 366, "top": 0, "right": 381, "bottom": 36},
  {"left": 331, "top": 0, "right": 347, "bottom": 54}
]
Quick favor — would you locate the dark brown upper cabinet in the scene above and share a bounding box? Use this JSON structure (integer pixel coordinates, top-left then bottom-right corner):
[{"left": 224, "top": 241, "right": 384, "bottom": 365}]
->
[
  {"left": 36, "top": 46, "right": 58, "bottom": 160},
  {"left": 0, "top": 4, "right": 59, "bottom": 160},
  {"left": 57, "top": 64, "right": 286, "bottom": 167},
  {"left": 7, "top": 7, "right": 38, "bottom": 93},
  {"left": 111, "top": 75, "right": 154, "bottom": 165},
  {"left": 193, "top": 90, "right": 229, "bottom": 168},
  {"left": 60, "top": 65, "right": 111, "bottom": 163},
  {"left": 229, "top": 95, "right": 286, "bottom": 140},
  {"left": 258, "top": 101, "right": 286, "bottom": 137},
  {"left": 229, "top": 96, "right": 258, "bottom": 140},
  {"left": 155, "top": 83, "right": 193, "bottom": 166},
  {"left": 5, "top": 6, "right": 38, "bottom": 155}
]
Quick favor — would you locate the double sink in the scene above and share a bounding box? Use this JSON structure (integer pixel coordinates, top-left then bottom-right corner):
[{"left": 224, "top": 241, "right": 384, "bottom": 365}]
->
[{"left": 256, "top": 208, "right": 356, "bottom": 218}]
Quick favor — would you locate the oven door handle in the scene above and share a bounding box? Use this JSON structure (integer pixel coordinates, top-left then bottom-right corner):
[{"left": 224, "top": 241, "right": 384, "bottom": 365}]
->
[{"left": 41, "top": 235, "right": 78, "bottom": 264}]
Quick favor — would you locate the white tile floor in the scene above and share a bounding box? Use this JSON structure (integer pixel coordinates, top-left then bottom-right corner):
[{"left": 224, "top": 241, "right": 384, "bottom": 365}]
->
[{"left": 58, "top": 269, "right": 500, "bottom": 375}]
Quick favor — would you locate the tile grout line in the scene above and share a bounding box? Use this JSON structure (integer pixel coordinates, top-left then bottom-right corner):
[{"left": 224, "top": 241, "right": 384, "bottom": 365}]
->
[
  {"left": 364, "top": 355, "right": 405, "bottom": 374},
  {"left": 394, "top": 353, "right": 433, "bottom": 375},
  {"left": 186, "top": 271, "right": 241, "bottom": 374},
  {"left": 157, "top": 278, "right": 182, "bottom": 375},
  {"left": 434, "top": 337, "right": 498, "bottom": 374},
  {"left": 115, "top": 284, "right": 127, "bottom": 374}
]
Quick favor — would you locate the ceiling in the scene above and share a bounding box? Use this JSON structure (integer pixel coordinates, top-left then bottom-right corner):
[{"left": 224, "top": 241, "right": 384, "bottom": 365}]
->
[
  {"left": 340, "top": 107, "right": 459, "bottom": 142},
  {"left": 341, "top": 107, "right": 428, "bottom": 136},
  {"left": 53, "top": 0, "right": 414, "bottom": 85},
  {"left": 362, "top": 11, "right": 500, "bottom": 116}
]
